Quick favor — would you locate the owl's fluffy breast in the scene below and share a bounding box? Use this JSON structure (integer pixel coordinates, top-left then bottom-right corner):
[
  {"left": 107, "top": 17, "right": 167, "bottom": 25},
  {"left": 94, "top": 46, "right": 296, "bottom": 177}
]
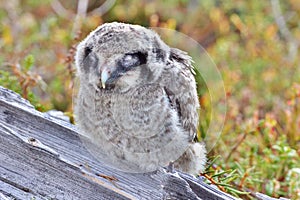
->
[{"left": 76, "top": 84, "right": 189, "bottom": 154}]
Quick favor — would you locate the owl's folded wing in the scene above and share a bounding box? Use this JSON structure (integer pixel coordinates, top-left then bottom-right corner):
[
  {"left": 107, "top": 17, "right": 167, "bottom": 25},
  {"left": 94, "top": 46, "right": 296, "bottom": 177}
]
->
[{"left": 161, "top": 48, "right": 200, "bottom": 142}]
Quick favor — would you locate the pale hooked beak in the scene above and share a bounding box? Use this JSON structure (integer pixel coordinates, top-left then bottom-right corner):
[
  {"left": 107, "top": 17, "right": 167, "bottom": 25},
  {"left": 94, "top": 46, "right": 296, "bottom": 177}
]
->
[{"left": 101, "top": 68, "right": 109, "bottom": 89}]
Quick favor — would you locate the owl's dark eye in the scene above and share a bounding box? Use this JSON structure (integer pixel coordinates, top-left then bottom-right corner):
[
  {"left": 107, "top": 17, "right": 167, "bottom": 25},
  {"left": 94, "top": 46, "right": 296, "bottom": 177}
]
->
[
  {"left": 84, "top": 47, "right": 92, "bottom": 58},
  {"left": 120, "top": 52, "right": 147, "bottom": 69},
  {"left": 82, "top": 47, "right": 98, "bottom": 72}
]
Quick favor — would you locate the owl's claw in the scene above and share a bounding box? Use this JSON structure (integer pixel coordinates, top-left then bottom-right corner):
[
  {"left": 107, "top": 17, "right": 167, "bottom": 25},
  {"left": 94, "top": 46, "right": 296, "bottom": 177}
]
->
[{"left": 166, "top": 161, "right": 175, "bottom": 173}]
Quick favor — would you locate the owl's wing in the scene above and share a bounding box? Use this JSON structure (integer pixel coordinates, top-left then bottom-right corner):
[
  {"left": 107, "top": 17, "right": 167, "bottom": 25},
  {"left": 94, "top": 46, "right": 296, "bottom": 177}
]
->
[{"left": 160, "top": 48, "right": 200, "bottom": 142}]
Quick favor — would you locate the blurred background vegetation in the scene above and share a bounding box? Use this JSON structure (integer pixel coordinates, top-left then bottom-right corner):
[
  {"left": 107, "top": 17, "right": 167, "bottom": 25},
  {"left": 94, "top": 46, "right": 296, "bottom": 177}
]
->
[{"left": 0, "top": 0, "right": 299, "bottom": 199}]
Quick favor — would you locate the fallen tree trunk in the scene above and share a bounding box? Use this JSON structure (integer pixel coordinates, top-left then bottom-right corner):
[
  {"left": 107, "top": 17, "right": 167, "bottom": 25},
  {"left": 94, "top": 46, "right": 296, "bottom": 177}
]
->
[{"left": 0, "top": 86, "right": 288, "bottom": 200}]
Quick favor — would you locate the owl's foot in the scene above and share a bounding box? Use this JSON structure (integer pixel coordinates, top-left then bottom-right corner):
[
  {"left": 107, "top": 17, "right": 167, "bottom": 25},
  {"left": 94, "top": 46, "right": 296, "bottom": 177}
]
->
[{"left": 166, "top": 161, "right": 175, "bottom": 173}]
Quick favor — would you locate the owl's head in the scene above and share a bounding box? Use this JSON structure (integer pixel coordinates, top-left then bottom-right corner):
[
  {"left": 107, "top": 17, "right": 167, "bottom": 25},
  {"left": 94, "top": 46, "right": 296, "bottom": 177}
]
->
[{"left": 75, "top": 22, "right": 171, "bottom": 92}]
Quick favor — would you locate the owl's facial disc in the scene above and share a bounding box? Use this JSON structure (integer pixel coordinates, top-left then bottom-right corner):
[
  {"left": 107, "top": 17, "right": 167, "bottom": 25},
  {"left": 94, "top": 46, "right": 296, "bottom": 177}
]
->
[{"left": 100, "top": 51, "right": 147, "bottom": 90}]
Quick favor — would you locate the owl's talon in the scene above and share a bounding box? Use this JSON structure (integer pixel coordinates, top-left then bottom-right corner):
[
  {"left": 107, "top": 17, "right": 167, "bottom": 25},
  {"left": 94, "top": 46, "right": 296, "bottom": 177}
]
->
[{"left": 166, "top": 161, "right": 175, "bottom": 173}]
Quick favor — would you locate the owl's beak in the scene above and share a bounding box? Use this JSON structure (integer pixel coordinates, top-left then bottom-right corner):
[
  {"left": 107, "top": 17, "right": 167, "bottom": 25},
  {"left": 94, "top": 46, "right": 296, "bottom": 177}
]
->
[{"left": 101, "top": 69, "right": 109, "bottom": 89}]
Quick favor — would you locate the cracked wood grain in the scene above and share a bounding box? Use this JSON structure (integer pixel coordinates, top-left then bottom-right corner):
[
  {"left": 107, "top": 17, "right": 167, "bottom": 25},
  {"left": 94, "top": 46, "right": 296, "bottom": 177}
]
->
[{"left": 0, "top": 86, "right": 264, "bottom": 200}]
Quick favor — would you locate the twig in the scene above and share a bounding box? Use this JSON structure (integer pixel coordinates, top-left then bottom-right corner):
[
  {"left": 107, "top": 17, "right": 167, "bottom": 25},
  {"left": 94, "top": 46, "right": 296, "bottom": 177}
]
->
[
  {"left": 200, "top": 173, "right": 226, "bottom": 192},
  {"left": 51, "top": 0, "right": 74, "bottom": 19},
  {"left": 51, "top": 0, "right": 115, "bottom": 21},
  {"left": 89, "top": 0, "right": 116, "bottom": 16},
  {"left": 72, "top": 0, "right": 89, "bottom": 36},
  {"left": 270, "top": 0, "right": 299, "bottom": 62},
  {"left": 225, "top": 132, "right": 247, "bottom": 162}
]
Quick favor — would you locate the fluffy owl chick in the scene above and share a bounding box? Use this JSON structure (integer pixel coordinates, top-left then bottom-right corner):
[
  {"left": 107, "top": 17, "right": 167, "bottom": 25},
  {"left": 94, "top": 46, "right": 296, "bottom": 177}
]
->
[{"left": 75, "top": 22, "right": 206, "bottom": 174}]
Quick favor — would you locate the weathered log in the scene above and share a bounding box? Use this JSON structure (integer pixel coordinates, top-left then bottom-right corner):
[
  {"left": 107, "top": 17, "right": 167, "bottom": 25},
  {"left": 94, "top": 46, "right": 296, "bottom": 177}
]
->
[{"left": 0, "top": 86, "right": 287, "bottom": 200}]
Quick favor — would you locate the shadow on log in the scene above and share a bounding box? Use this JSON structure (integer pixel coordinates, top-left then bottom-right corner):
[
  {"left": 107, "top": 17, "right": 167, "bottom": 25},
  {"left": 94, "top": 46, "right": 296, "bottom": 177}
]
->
[{"left": 0, "top": 86, "right": 288, "bottom": 200}]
